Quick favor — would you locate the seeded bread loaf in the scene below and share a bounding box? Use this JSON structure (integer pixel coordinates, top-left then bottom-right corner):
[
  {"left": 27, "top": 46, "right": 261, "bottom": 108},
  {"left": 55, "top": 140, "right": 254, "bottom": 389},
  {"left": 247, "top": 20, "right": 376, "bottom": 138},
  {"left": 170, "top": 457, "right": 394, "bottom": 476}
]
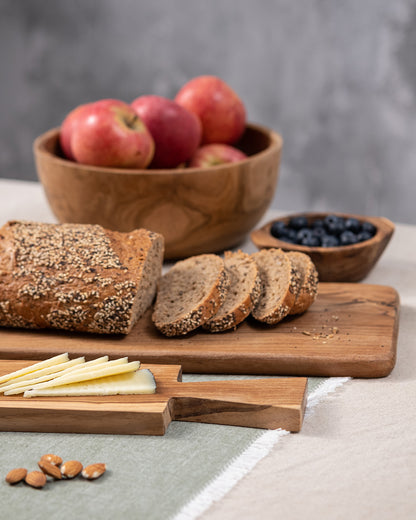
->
[
  {"left": 251, "top": 248, "right": 301, "bottom": 325},
  {"left": 152, "top": 254, "right": 229, "bottom": 336},
  {"left": 203, "top": 251, "right": 261, "bottom": 332},
  {"left": 0, "top": 221, "right": 164, "bottom": 334},
  {"left": 286, "top": 252, "right": 319, "bottom": 315}
]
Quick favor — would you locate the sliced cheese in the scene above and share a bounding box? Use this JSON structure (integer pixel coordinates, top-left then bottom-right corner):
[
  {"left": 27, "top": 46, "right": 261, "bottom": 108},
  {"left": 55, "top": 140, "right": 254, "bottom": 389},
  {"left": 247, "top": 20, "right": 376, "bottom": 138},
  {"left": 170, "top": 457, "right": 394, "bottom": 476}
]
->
[
  {"left": 0, "top": 353, "right": 70, "bottom": 385},
  {"left": 2, "top": 356, "right": 126, "bottom": 395},
  {"left": 1, "top": 357, "right": 111, "bottom": 395},
  {"left": 23, "top": 360, "right": 140, "bottom": 391},
  {"left": 24, "top": 369, "right": 156, "bottom": 397},
  {"left": 63, "top": 357, "right": 128, "bottom": 378},
  {"left": 0, "top": 357, "right": 86, "bottom": 394},
  {"left": 0, "top": 356, "right": 113, "bottom": 391},
  {"left": 60, "top": 355, "right": 109, "bottom": 372}
]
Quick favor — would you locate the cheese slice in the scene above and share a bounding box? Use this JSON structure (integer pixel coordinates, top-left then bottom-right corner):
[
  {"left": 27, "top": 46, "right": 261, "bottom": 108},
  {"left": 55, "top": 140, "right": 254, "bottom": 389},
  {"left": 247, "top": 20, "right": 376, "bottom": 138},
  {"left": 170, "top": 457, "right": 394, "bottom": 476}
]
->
[
  {"left": 22, "top": 360, "right": 141, "bottom": 391},
  {"left": 63, "top": 357, "right": 128, "bottom": 378},
  {"left": 1, "top": 356, "right": 110, "bottom": 395},
  {"left": 23, "top": 369, "right": 156, "bottom": 397},
  {"left": 0, "top": 357, "right": 86, "bottom": 390},
  {"left": 0, "top": 353, "right": 70, "bottom": 385},
  {"left": 0, "top": 357, "right": 86, "bottom": 394}
]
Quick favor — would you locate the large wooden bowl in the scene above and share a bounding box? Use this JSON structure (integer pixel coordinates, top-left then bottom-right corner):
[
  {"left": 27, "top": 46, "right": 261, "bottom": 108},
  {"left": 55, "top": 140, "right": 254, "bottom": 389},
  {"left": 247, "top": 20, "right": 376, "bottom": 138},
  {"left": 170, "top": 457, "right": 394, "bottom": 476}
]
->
[
  {"left": 251, "top": 212, "right": 395, "bottom": 282},
  {"left": 34, "top": 123, "right": 282, "bottom": 259}
]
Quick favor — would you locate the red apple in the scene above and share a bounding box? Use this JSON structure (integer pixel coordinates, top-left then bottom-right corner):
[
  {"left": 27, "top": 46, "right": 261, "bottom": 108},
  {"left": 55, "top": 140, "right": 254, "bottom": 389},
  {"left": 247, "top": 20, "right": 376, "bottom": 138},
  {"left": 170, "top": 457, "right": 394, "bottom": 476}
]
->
[
  {"left": 131, "top": 95, "right": 202, "bottom": 169},
  {"left": 70, "top": 101, "right": 155, "bottom": 168},
  {"left": 60, "top": 99, "right": 127, "bottom": 161},
  {"left": 60, "top": 103, "right": 88, "bottom": 160},
  {"left": 188, "top": 143, "right": 247, "bottom": 167},
  {"left": 175, "top": 75, "right": 246, "bottom": 145}
]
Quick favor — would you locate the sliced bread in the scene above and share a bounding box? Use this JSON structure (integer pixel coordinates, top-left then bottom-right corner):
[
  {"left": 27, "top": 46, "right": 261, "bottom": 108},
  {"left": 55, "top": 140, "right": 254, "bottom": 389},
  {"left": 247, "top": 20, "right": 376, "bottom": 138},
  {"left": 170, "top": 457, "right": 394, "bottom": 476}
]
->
[
  {"left": 203, "top": 250, "right": 261, "bottom": 332},
  {"left": 286, "top": 252, "right": 319, "bottom": 315},
  {"left": 152, "top": 254, "right": 229, "bottom": 336},
  {"left": 251, "top": 248, "right": 301, "bottom": 324}
]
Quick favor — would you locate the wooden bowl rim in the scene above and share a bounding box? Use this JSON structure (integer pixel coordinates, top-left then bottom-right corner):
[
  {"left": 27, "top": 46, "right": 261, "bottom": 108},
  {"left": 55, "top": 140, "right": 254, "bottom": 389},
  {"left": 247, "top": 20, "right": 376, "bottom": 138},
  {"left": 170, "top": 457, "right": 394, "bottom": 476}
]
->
[
  {"left": 33, "top": 122, "right": 283, "bottom": 177},
  {"left": 251, "top": 211, "right": 395, "bottom": 253}
]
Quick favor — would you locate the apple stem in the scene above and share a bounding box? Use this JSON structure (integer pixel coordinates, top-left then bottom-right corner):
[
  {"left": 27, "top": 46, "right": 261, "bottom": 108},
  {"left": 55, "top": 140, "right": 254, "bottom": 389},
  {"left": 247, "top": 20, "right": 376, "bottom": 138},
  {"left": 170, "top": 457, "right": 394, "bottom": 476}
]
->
[{"left": 124, "top": 114, "right": 139, "bottom": 129}]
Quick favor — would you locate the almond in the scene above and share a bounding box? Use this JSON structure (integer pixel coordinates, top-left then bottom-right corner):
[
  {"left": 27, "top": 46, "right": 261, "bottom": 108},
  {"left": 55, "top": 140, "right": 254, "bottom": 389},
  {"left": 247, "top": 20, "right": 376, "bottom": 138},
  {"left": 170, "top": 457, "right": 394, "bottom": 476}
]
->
[
  {"left": 38, "top": 460, "right": 62, "bottom": 480},
  {"left": 25, "top": 470, "right": 47, "bottom": 489},
  {"left": 39, "top": 453, "right": 62, "bottom": 466},
  {"left": 81, "top": 463, "right": 106, "bottom": 480},
  {"left": 5, "top": 468, "right": 27, "bottom": 485},
  {"left": 61, "top": 460, "right": 83, "bottom": 479}
]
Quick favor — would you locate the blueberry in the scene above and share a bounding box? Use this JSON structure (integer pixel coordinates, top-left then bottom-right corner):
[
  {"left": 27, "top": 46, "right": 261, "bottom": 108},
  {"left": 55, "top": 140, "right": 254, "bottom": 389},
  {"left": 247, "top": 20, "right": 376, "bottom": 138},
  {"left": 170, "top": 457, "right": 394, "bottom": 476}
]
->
[
  {"left": 311, "top": 219, "right": 325, "bottom": 230},
  {"left": 324, "top": 214, "right": 342, "bottom": 226},
  {"left": 361, "top": 221, "right": 377, "bottom": 236},
  {"left": 285, "top": 228, "right": 298, "bottom": 241},
  {"left": 357, "top": 231, "right": 372, "bottom": 243},
  {"left": 301, "top": 236, "right": 320, "bottom": 247},
  {"left": 270, "top": 220, "right": 287, "bottom": 239},
  {"left": 289, "top": 216, "right": 308, "bottom": 230},
  {"left": 277, "top": 228, "right": 298, "bottom": 243},
  {"left": 339, "top": 231, "right": 358, "bottom": 245},
  {"left": 324, "top": 216, "right": 345, "bottom": 236},
  {"left": 270, "top": 213, "right": 376, "bottom": 249},
  {"left": 296, "top": 228, "right": 313, "bottom": 243},
  {"left": 321, "top": 235, "right": 340, "bottom": 247},
  {"left": 345, "top": 218, "right": 361, "bottom": 233},
  {"left": 312, "top": 227, "right": 326, "bottom": 238}
]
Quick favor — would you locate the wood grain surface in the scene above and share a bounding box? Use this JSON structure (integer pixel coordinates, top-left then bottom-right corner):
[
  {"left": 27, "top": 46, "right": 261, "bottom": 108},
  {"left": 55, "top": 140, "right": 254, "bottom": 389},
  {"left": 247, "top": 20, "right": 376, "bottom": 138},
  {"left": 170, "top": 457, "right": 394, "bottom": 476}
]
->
[
  {"left": 0, "top": 362, "right": 307, "bottom": 435},
  {"left": 34, "top": 124, "right": 282, "bottom": 259},
  {"left": 0, "top": 283, "right": 399, "bottom": 378}
]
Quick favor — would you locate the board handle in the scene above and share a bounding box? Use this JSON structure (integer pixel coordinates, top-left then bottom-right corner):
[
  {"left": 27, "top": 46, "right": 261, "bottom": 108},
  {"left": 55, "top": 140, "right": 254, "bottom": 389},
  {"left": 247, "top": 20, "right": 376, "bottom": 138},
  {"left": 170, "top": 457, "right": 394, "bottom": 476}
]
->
[{"left": 170, "top": 378, "right": 308, "bottom": 432}]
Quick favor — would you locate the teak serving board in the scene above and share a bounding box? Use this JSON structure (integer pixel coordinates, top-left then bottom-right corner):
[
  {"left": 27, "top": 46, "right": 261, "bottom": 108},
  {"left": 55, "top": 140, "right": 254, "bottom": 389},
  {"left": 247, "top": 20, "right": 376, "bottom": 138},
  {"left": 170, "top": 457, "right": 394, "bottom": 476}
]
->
[
  {"left": 0, "top": 361, "right": 307, "bottom": 435},
  {"left": 0, "top": 283, "right": 399, "bottom": 378}
]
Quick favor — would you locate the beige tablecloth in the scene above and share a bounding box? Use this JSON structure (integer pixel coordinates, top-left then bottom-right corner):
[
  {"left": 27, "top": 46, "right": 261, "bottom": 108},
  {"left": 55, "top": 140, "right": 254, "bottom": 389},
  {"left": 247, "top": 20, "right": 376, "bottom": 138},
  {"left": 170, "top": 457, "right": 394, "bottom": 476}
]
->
[
  {"left": 201, "top": 225, "right": 416, "bottom": 520},
  {"left": 0, "top": 179, "right": 415, "bottom": 520}
]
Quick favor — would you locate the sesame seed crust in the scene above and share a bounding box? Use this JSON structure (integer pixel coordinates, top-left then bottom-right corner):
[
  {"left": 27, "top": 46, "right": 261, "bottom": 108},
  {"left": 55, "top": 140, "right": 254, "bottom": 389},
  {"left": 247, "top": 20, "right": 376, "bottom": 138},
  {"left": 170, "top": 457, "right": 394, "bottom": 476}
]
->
[
  {"left": 0, "top": 220, "right": 164, "bottom": 334},
  {"left": 203, "top": 250, "right": 262, "bottom": 333},
  {"left": 152, "top": 254, "right": 229, "bottom": 336},
  {"left": 251, "top": 248, "right": 298, "bottom": 325},
  {"left": 286, "top": 252, "right": 319, "bottom": 315}
]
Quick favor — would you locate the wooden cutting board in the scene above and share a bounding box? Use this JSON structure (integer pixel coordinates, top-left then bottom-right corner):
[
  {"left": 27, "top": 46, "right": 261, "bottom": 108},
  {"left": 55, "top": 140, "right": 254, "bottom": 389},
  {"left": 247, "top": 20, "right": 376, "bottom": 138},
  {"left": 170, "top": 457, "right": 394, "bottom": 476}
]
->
[
  {"left": 0, "top": 361, "right": 307, "bottom": 435},
  {"left": 0, "top": 283, "right": 399, "bottom": 378}
]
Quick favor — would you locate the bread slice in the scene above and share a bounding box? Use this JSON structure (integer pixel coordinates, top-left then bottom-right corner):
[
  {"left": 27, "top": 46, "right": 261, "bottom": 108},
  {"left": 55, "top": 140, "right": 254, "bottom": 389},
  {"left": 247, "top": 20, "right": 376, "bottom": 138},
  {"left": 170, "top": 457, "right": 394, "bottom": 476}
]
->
[
  {"left": 0, "top": 221, "right": 164, "bottom": 334},
  {"left": 286, "top": 252, "right": 319, "bottom": 315},
  {"left": 152, "top": 254, "right": 229, "bottom": 336},
  {"left": 251, "top": 248, "right": 301, "bottom": 324},
  {"left": 203, "top": 251, "right": 261, "bottom": 332}
]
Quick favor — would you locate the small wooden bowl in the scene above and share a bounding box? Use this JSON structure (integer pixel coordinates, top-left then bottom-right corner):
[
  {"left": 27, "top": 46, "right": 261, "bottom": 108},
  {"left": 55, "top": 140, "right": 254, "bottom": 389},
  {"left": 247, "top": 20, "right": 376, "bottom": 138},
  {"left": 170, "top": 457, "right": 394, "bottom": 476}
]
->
[
  {"left": 250, "top": 212, "right": 395, "bottom": 282},
  {"left": 34, "top": 123, "right": 282, "bottom": 260}
]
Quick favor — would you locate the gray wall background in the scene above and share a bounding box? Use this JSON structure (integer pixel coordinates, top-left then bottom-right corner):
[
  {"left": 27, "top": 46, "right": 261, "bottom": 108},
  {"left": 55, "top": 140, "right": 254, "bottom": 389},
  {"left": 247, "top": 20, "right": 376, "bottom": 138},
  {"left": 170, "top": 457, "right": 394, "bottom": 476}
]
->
[{"left": 1, "top": 0, "right": 415, "bottom": 224}]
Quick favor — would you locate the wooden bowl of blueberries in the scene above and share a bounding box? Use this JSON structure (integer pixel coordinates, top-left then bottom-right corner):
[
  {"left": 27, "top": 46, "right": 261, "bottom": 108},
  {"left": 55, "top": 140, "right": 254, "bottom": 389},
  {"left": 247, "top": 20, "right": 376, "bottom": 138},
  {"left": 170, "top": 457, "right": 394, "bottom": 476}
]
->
[{"left": 250, "top": 212, "right": 395, "bottom": 282}]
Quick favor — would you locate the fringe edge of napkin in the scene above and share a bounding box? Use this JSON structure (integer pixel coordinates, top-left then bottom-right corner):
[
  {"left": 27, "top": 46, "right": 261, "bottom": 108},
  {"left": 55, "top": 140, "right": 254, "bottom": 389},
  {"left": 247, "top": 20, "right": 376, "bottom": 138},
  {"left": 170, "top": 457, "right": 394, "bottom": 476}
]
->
[{"left": 172, "top": 376, "right": 351, "bottom": 520}]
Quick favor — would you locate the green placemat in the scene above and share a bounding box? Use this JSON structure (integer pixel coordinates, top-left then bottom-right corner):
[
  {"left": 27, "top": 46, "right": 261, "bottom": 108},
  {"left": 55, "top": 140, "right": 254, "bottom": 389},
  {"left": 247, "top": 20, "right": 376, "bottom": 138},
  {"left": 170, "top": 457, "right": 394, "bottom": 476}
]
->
[{"left": 0, "top": 376, "right": 327, "bottom": 520}]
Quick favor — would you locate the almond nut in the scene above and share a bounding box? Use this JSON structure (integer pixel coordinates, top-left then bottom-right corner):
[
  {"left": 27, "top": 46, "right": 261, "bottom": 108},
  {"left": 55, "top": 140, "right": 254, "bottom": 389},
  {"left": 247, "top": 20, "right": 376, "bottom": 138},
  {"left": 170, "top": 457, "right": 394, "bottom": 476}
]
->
[
  {"left": 61, "top": 460, "right": 83, "bottom": 479},
  {"left": 39, "top": 453, "right": 62, "bottom": 466},
  {"left": 25, "top": 470, "right": 47, "bottom": 488},
  {"left": 81, "top": 463, "right": 106, "bottom": 480},
  {"left": 38, "top": 460, "right": 62, "bottom": 480},
  {"left": 5, "top": 468, "right": 27, "bottom": 485}
]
